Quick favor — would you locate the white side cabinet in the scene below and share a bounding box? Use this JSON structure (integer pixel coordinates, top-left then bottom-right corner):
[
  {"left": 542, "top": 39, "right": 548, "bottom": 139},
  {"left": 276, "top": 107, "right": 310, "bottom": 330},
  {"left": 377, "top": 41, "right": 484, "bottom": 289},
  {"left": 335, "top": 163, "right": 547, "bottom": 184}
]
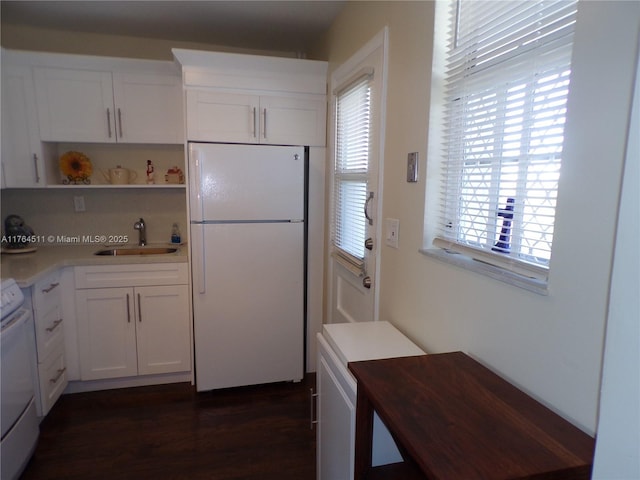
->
[
  {"left": 74, "top": 263, "right": 190, "bottom": 381},
  {"left": 34, "top": 67, "right": 183, "bottom": 144},
  {"left": 316, "top": 321, "right": 425, "bottom": 480},
  {"left": 22, "top": 270, "right": 69, "bottom": 416},
  {"left": 1, "top": 64, "right": 47, "bottom": 188},
  {"left": 186, "top": 90, "right": 326, "bottom": 146}
]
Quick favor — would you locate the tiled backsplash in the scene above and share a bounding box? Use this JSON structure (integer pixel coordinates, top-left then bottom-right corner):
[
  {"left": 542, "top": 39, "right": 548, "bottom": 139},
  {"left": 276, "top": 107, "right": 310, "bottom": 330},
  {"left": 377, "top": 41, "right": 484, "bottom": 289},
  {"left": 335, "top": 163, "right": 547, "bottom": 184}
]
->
[{"left": 1, "top": 188, "right": 187, "bottom": 246}]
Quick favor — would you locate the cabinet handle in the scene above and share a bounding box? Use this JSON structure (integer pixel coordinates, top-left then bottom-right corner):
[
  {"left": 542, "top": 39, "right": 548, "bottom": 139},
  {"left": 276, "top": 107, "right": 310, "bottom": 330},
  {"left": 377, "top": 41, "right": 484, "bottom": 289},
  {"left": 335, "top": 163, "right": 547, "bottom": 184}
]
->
[
  {"left": 263, "top": 108, "right": 267, "bottom": 139},
  {"left": 33, "top": 154, "right": 41, "bottom": 183},
  {"left": 309, "top": 387, "right": 318, "bottom": 430},
  {"left": 117, "top": 108, "right": 123, "bottom": 138},
  {"left": 252, "top": 107, "right": 257, "bottom": 138},
  {"left": 106, "top": 108, "right": 113, "bottom": 138},
  {"left": 126, "top": 293, "right": 131, "bottom": 323},
  {"left": 42, "top": 282, "right": 60, "bottom": 293},
  {"left": 137, "top": 293, "right": 142, "bottom": 323},
  {"left": 49, "top": 367, "right": 66, "bottom": 384},
  {"left": 45, "top": 318, "right": 63, "bottom": 333}
]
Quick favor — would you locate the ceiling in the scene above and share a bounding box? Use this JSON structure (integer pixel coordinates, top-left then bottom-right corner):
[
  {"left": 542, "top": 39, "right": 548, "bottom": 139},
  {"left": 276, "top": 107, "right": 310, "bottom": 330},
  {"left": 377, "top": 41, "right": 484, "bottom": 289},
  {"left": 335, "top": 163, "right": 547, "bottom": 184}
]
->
[{"left": 0, "top": 1, "right": 346, "bottom": 55}]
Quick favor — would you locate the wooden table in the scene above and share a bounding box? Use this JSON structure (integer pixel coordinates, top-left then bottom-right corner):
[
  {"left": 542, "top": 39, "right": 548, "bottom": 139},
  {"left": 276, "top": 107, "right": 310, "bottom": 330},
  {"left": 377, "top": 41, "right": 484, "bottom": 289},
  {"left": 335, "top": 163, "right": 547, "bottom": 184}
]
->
[{"left": 348, "top": 352, "right": 595, "bottom": 480}]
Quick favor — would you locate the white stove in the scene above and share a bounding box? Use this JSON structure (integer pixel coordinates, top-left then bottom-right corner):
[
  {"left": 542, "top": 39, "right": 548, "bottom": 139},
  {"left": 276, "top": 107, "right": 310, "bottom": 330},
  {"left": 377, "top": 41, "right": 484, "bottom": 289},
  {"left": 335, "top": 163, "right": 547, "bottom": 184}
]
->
[{"left": 1, "top": 278, "right": 39, "bottom": 480}]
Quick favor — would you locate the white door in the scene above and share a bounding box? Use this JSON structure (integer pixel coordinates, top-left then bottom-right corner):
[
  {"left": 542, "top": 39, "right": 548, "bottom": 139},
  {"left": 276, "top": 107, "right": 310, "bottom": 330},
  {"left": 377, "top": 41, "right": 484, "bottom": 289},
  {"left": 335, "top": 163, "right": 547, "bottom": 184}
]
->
[
  {"left": 188, "top": 143, "right": 304, "bottom": 221},
  {"left": 1, "top": 65, "right": 45, "bottom": 187},
  {"left": 135, "top": 285, "right": 191, "bottom": 375},
  {"left": 260, "top": 95, "right": 326, "bottom": 147},
  {"left": 186, "top": 90, "right": 259, "bottom": 143},
  {"left": 192, "top": 222, "right": 304, "bottom": 391},
  {"left": 76, "top": 287, "right": 138, "bottom": 380},
  {"left": 34, "top": 67, "right": 115, "bottom": 142},
  {"left": 328, "top": 30, "right": 387, "bottom": 324},
  {"left": 317, "top": 336, "right": 356, "bottom": 480},
  {"left": 112, "top": 72, "right": 184, "bottom": 144}
]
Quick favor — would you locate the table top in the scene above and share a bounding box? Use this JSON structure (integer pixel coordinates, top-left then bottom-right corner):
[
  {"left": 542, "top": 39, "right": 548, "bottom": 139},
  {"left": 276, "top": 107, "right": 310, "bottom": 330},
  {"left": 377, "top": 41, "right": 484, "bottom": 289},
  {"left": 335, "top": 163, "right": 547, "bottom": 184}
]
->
[{"left": 349, "top": 352, "right": 595, "bottom": 480}]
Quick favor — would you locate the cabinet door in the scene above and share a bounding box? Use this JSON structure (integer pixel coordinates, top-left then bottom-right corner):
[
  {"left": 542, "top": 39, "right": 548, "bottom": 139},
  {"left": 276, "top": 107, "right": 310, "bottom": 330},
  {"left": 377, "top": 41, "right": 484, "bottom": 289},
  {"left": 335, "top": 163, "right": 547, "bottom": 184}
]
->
[
  {"left": 186, "top": 90, "right": 259, "bottom": 143},
  {"left": 76, "top": 287, "right": 137, "bottom": 380},
  {"left": 260, "top": 95, "right": 326, "bottom": 146},
  {"left": 135, "top": 285, "right": 190, "bottom": 375},
  {"left": 34, "top": 67, "right": 115, "bottom": 142},
  {"left": 317, "top": 350, "right": 355, "bottom": 480},
  {"left": 1, "top": 65, "right": 46, "bottom": 187},
  {"left": 112, "top": 72, "right": 184, "bottom": 144}
]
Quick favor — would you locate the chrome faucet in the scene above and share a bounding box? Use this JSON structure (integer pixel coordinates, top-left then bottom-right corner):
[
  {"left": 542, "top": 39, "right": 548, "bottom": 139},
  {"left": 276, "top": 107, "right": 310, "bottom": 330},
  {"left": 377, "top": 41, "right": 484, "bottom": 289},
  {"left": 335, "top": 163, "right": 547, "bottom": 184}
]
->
[{"left": 133, "top": 218, "right": 147, "bottom": 246}]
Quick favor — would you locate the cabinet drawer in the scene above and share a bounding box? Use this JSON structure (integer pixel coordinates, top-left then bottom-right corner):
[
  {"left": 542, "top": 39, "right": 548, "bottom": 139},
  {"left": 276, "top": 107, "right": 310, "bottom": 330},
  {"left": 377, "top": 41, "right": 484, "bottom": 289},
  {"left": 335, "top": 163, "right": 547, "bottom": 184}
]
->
[
  {"left": 33, "top": 271, "right": 62, "bottom": 309},
  {"left": 38, "top": 343, "right": 67, "bottom": 416},
  {"left": 75, "top": 263, "right": 188, "bottom": 288},
  {"left": 34, "top": 300, "right": 64, "bottom": 362}
]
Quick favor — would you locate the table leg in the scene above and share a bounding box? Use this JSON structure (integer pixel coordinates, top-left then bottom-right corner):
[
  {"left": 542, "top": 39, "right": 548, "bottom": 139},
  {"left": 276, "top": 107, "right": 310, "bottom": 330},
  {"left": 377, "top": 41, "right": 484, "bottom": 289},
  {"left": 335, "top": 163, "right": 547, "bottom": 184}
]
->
[{"left": 354, "top": 387, "right": 374, "bottom": 479}]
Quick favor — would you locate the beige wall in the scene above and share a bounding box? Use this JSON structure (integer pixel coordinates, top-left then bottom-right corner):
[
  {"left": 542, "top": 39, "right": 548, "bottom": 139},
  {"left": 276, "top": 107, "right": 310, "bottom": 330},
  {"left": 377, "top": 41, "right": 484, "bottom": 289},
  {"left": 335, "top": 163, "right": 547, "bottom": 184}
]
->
[{"left": 313, "top": 0, "right": 639, "bottom": 435}]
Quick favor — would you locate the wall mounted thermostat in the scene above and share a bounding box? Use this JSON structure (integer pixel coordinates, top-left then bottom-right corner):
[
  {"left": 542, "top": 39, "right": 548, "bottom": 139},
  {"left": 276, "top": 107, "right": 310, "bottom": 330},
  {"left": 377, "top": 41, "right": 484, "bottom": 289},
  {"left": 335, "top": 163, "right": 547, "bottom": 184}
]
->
[{"left": 407, "top": 152, "right": 419, "bottom": 183}]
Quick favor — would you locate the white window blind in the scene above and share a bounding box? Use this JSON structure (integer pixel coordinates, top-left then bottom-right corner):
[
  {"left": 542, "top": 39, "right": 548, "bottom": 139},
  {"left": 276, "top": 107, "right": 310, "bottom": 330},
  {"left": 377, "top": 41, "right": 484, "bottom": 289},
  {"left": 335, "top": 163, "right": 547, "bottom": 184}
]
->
[
  {"left": 332, "top": 74, "right": 372, "bottom": 272},
  {"left": 435, "top": 0, "right": 577, "bottom": 279}
]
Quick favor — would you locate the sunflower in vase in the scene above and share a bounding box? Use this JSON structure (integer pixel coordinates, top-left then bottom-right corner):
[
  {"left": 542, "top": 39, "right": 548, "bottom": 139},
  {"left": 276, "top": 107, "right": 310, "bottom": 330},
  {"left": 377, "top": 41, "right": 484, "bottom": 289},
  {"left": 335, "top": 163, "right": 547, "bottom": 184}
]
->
[{"left": 60, "top": 151, "right": 93, "bottom": 184}]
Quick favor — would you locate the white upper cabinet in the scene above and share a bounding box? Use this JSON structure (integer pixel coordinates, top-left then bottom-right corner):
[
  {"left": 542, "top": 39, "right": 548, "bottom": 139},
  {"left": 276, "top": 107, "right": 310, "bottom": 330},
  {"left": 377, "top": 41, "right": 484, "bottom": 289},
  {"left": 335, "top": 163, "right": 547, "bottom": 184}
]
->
[
  {"left": 259, "top": 95, "right": 326, "bottom": 146},
  {"left": 112, "top": 72, "right": 183, "bottom": 144},
  {"left": 187, "top": 91, "right": 259, "bottom": 144},
  {"left": 1, "top": 65, "right": 47, "bottom": 187},
  {"left": 34, "top": 67, "right": 184, "bottom": 144},
  {"left": 34, "top": 68, "right": 114, "bottom": 143},
  {"left": 174, "top": 48, "right": 327, "bottom": 147},
  {"left": 186, "top": 91, "right": 325, "bottom": 146}
]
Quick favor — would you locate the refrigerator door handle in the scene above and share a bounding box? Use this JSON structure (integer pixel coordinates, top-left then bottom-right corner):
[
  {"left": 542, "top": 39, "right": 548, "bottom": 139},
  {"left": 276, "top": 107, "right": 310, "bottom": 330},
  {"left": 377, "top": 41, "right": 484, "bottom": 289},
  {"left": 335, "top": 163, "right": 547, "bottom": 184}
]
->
[
  {"left": 196, "top": 226, "right": 206, "bottom": 294},
  {"left": 189, "top": 145, "right": 204, "bottom": 221}
]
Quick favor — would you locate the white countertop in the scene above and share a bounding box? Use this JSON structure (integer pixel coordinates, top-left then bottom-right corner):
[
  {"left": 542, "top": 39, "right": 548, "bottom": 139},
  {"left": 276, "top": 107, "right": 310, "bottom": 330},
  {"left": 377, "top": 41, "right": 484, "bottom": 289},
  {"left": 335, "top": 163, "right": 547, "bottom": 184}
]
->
[
  {"left": 322, "top": 321, "right": 425, "bottom": 369},
  {"left": 0, "top": 244, "right": 188, "bottom": 287}
]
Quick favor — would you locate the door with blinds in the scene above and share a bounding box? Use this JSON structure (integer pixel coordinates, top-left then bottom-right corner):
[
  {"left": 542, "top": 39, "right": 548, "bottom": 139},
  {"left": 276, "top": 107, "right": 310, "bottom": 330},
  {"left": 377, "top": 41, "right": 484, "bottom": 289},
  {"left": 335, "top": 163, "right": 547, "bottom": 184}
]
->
[{"left": 328, "top": 31, "right": 386, "bottom": 324}]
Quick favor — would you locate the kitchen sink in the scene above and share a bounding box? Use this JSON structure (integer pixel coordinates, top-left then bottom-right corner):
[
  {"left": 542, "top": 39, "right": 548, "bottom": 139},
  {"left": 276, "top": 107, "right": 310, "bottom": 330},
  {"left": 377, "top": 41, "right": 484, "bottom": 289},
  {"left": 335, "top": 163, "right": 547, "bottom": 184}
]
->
[{"left": 94, "top": 247, "right": 178, "bottom": 256}]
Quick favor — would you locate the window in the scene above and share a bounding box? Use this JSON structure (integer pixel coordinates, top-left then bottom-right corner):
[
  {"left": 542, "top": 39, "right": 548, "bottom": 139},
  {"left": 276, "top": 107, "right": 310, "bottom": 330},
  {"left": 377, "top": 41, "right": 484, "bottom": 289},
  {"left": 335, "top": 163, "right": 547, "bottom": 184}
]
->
[
  {"left": 332, "top": 73, "right": 372, "bottom": 273},
  {"left": 431, "top": 0, "right": 578, "bottom": 280}
]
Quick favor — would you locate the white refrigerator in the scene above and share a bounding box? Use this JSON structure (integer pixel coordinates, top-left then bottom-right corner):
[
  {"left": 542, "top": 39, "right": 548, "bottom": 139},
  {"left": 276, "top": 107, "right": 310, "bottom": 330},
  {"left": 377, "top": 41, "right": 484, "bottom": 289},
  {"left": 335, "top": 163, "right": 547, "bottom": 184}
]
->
[{"left": 188, "top": 143, "right": 305, "bottom": 391}]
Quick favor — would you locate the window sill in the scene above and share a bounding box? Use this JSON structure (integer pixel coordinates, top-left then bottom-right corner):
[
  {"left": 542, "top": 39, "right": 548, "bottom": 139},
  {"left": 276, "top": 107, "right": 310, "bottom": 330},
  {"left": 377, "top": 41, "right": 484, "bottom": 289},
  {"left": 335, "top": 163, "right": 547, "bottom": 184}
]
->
[{"left": 420, "top": 248, "right": 549, "bottom": 295}]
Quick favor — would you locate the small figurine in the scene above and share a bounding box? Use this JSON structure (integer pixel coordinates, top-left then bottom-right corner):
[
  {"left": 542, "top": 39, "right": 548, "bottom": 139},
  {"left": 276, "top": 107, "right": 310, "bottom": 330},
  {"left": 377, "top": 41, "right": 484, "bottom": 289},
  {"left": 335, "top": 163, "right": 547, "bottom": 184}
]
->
[{"left": 146, "top": 160, "right": 155, "bottom": 184}]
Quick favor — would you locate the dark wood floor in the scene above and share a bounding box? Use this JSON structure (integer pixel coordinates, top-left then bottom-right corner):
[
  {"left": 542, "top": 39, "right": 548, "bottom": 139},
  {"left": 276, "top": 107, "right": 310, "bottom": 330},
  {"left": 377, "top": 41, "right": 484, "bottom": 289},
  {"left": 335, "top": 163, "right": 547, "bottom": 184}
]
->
[{"left": 21, "top": 375, "right": 316, "bottom": 480}]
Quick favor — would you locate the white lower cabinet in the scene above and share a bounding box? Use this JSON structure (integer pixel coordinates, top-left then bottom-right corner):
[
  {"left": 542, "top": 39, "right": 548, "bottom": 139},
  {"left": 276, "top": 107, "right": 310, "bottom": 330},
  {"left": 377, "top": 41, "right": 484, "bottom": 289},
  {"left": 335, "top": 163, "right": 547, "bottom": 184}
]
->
[
  {"left": 74, "top": 264, "right": 190, "bottom": 381},
  {"left": 22, "top": 270, "right": 69, "bottom": 416},
  {"left": 316, "top": 321, "right": 425, "bottom": 480}
]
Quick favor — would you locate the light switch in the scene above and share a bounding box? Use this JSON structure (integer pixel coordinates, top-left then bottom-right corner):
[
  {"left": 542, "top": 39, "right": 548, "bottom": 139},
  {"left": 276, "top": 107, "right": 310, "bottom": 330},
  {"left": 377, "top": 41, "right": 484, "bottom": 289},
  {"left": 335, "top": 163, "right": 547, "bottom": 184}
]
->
[{"left": 385, "top": 218, "right": 399, "bottom": 248}]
